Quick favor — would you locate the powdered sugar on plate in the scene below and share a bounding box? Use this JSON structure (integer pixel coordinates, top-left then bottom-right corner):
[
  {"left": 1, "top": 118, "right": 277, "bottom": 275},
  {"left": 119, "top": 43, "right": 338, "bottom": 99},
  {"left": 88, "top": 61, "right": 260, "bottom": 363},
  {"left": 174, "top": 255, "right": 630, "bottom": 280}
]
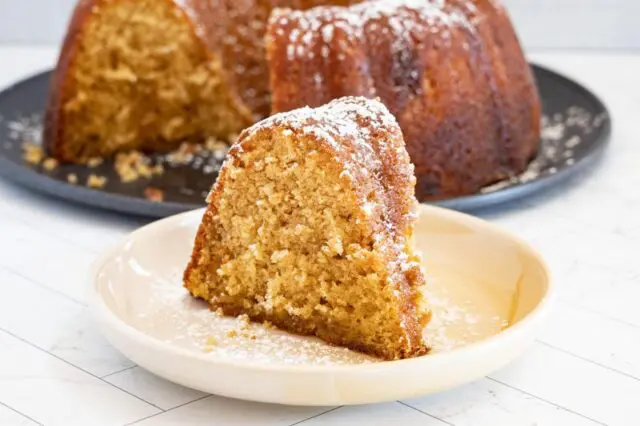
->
[
  {"left": 133, "top": 269, "right": 377, "bottom": 365},
  {"left": 481, "top": 106, "right": 608, "bottom": 193},
  {"left": 123, "top": 264, "right": 508, "bottom": 365}
]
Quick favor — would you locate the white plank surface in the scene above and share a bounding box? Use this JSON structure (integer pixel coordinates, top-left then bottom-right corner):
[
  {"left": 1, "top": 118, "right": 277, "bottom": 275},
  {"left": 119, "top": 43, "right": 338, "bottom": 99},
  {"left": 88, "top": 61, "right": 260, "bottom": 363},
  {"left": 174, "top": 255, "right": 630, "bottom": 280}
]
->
[
  {"left": 0, "top": 331, "right": 159, "bottom": 426},
  {"left": 131, "top": 396, "right": 331, "bottom": 426},
  {"left": 0, "top": 47, "right": 639, "bottom": 425},
  {"left": 491, "top": 343, "right": 639, "bottom": 425},
  {"left": 298, "top": 403, "right": 448, "bottom": 425},
  {"left": 0, "top": 403, "right": 38, "bottom": 426},
  {"left": 0, "top": 268, "right": 134, "bottom": 377},
  {"left": 104, "top": 367, "right": 208, "bottom": 411},
  {"left": 539, "top": 301, "right": 640, "bottom": 380},
  {"left": 403, "top": 378, "right": 601, "bottom": 426}
]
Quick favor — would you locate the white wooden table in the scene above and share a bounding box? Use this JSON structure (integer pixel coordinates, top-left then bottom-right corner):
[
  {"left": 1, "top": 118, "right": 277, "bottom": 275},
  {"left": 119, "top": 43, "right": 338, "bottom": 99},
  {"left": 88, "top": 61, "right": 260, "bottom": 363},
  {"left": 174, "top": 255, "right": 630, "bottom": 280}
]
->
[{"left": 0, "top": 46, "right": 638, "bottom": 426}]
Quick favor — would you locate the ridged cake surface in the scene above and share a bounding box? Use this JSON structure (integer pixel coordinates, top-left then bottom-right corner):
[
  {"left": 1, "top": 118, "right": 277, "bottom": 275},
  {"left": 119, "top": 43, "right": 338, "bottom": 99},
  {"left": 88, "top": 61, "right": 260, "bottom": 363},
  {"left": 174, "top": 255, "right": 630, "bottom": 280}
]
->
[{"left": 267, "top": 0, "right": 541, "bottom": 199}]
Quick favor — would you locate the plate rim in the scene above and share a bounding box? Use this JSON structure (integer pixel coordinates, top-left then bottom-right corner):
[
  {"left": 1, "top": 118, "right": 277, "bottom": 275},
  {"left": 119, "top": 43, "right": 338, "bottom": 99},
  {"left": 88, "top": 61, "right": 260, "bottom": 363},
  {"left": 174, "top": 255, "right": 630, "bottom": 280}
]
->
[
  {"left": 89, "top": 204, "right": 555, "bottom": 374},
  {"left": 0, "top": 63, "right": 612, "bottom": 217},
  {"left": 433, "top": 65, "right": 613, "bottom": 211}
]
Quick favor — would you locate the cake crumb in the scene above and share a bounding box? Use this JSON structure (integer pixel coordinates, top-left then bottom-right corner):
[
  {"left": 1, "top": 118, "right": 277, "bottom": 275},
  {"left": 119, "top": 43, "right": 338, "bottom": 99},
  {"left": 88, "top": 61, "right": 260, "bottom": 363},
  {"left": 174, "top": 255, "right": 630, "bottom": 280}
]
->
[
  {"left": 238, "top": 314, "right": 251, "bottom": 329},
  {"left": 204, "top": 336, "right": 217, "bottom": 353},
  {"left": 144, "top": 186, "right": 164, "bottom": 202},
  {"left": 42, "top": 158, "right": 58, "bottom": 171},
  {"left": 87, "top": 157, "right": 103, "bottom": 168},
  {"left": 166, "top": 142, "right": 201, "bottom": 165},
  {"left": 225, "top": 315, "right": 252, "bottom": 338},
  {"left": 114, "top": 151, "right": 162, "bottom": 183},
  {"left": 87, "top": 174, "right": 107, "bottom": 188},
  {"left": 152, "top": 163, "right": 164, "bottom": 175},
  {"left": 115, "top": 151, "right": 142, "bottom": 182},
  {"left": 22, "top": 142, "right": 43, "bottom": 165},
  {"left": 205, "top": 137, "right": 229, "bottom": 152},
  {"left": 67, "top": 173, "right": 78, "bottom": 184},
  {"left": 215, "top": 307, "right": 224, "bottom": 317}
]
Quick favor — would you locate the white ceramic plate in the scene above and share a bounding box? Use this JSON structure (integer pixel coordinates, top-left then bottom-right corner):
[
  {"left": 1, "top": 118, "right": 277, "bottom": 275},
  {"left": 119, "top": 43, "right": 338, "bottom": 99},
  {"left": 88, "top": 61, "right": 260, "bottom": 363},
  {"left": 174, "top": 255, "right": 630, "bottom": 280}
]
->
[{"left": 90, "top": 205, "right": 553, "bottom": 406}]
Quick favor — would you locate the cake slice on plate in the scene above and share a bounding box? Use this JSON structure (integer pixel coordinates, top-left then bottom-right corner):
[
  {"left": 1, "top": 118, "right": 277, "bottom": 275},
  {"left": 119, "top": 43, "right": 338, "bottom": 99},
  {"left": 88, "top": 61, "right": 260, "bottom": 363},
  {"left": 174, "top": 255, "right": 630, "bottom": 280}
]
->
[{"left": 183, "top": 96, "right": 430, "bottom": 360}]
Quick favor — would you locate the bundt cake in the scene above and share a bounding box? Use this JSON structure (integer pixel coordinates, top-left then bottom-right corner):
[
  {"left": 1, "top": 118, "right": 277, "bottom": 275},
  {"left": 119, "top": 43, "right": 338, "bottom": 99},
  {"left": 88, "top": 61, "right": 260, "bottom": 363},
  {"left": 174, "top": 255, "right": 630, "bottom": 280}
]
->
[
  {"left": 266, "top": 0, "right": 541, "bottom": 200},
  {"left": 45, "top": 0, "right": 363, "bottom": 163},
  {"left": 46, "top": 0, "right": 540, "bottom": 200},
  {"left": 183, "top": 96, "right": 430, "bottom": 360}
]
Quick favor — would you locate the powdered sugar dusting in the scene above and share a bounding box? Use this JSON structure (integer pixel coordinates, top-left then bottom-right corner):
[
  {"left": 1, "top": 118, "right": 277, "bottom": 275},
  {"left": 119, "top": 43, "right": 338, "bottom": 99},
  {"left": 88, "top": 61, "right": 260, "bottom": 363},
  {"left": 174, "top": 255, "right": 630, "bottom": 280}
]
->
[
  {"left": 481, "top": 106, "right": 608, "bottom": 193},
  {"left": 272, "top": 0, "right": 471, "bottom": 63},
  {"left": 246, "top": 96, "right": 398, "bottom": 139},
  {"left": 421, "top": 269, "right": 510, "bottom": 352},
  {"left": 5, "top": 113, "right": 42, "bottom": 144},
  {"left": 124, "top": 265, "right": 507, "bottom": 365},
  {"left": 135, "top": 268, "right": 376, "bottom": 365},
  {"left": 240, "top": 97, "right": 399, "bottom": 180}
]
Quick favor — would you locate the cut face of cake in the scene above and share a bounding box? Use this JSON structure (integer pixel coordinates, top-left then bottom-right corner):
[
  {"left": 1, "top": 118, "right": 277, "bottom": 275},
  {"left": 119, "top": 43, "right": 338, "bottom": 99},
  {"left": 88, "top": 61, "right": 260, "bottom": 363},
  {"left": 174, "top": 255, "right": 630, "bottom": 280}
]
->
[
  {"left": 45, "top": 0, "right": 255, "bottom": 163},
  {"left": 44, "top": 0, "right": 367, "bottom": 163},
  {"left": 183, "top": 96, "right": 430, "bottom": 360}
]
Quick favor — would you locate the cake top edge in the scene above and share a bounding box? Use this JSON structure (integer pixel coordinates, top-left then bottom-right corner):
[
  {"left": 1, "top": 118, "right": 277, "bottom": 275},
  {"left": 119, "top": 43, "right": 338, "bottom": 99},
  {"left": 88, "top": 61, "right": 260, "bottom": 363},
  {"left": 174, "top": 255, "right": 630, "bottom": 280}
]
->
[
  {"left": 269, "top": 0, "right": 478, "bottom": 32},
  {"left": 237, "top": 96, "right": 401, "bottom": 150}
]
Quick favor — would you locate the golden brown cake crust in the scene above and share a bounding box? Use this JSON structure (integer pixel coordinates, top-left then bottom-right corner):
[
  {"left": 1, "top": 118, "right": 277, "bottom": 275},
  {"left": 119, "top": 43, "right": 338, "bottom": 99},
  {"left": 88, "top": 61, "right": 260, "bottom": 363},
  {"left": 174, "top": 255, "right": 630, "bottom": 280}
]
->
[
  {"left": 43, "top": 0, "right": 93, "bottom": 161},
  {"left": 266, "top": 0, "right": 541, "bottom": 200},
  {"left": 213, "top": 0, "right": 365, "bottom": 120},
  {"left": 184, "top": 97, "right": 430, "bottom": 360}
]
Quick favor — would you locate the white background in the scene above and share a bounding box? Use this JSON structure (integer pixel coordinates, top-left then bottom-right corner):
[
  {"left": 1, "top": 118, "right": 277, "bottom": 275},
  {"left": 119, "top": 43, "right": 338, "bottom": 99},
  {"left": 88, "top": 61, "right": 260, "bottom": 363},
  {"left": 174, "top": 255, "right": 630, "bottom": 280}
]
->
[{"left": 0, "top": 0, "right": 638, "bottom": 50}]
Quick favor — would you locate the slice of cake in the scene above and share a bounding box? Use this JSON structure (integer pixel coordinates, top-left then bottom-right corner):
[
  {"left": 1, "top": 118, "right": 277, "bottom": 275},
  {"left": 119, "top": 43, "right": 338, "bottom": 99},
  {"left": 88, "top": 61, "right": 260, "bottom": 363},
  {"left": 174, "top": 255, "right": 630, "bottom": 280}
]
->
[{"left": 183, "top": 96, "right": 430, "bottom": 360}]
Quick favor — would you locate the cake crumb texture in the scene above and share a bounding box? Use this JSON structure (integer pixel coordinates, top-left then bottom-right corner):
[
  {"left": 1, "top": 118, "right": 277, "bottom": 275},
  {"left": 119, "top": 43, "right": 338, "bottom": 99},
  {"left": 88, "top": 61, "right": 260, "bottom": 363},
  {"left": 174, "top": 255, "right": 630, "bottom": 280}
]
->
[{"left": 45, "top": 0, "right": 254, "bottom": 163}]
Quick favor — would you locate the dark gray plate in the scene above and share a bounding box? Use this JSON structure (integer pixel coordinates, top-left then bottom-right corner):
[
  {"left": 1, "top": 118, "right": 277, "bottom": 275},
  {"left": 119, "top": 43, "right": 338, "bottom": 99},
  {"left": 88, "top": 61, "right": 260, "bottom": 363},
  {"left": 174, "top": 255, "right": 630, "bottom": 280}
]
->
[{"left": 0, "top": 65, "right": 611, "bottom": 218}]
